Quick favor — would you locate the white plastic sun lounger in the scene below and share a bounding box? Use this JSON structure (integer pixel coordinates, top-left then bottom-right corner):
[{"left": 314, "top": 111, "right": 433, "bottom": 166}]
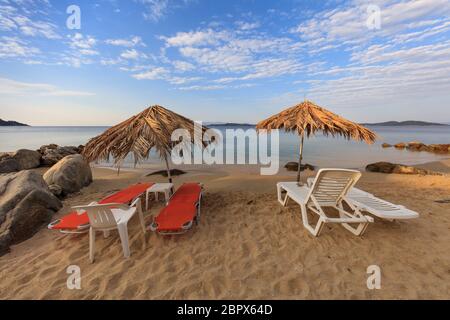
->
[
  {"left": 277, "top": 169, "right": 373, "bottom": 237},
  {"left": 307, "top": 178, "right": 420, "bottom": 221},
  {"left": 347, "top": 188, "right": 419, "bottom": 220}
]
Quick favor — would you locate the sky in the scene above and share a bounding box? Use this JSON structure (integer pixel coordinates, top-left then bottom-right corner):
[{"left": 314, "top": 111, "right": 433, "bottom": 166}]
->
[{"left": 0, "top": 0, "right": 449, "bottom": 126}]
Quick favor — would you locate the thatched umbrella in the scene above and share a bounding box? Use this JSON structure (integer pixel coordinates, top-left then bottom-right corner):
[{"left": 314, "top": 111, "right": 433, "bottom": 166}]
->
[
  {"left": 82, "top": 105, "right": 208, "bottom": 183},
  {"left": 256, "top": 100, "right": 376, "bottom": 185}
]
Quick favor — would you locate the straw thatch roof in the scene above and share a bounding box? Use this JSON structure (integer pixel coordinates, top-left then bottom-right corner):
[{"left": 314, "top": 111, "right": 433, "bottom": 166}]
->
[
  {"left": 256, "top": 100, "right": 376, "bottom": 143},
  {"left": 82, "top": 105, "right": 209, "bottom": 165}
]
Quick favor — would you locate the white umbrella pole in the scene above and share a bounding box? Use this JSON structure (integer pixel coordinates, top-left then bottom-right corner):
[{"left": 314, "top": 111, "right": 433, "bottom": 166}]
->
[{"left": 296, "top": 133, "right": 305, "bottom": 186}]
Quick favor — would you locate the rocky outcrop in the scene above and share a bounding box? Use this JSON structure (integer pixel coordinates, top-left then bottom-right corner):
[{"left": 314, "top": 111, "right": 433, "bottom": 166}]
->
[
  {"left": 0, "top": 171, "right": 62, "bottom": 256},
  {"left": 284, "top": 162, "right": 315, "bottom": 172},
  {"left": 383, "top": 141, "right": 450, "bottom": 154},
  {"left": 0, "top": 149, "right": 41, "bottom": 174},
  {"left": 38, "top": 144, "right": 84, "bottom": 167},
  {"left": 366, "top": 162, "right": 442, "bottom": 175},
  {"left": 43, "top": 154, "right": 92, "bottom": 196}
]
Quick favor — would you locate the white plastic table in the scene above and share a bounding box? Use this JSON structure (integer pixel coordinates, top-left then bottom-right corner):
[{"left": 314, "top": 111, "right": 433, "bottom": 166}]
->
[{"left": 146, "top": 183, "right": 173, "bottom": 210}]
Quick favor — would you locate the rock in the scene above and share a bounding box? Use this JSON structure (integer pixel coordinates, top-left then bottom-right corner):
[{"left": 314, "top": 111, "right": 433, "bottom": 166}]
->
[
  {"left": 428, "top": 144, "right": 450, "bottom": 153},
  {"left": 0, "top": 149, "right": 41, "bottom": 173},
  {"left": 284, "top": 162, "right": 315, "bottom": 172},
  {"left": 0, "top": 158, "right": 19, "bottom": 174},
  {"left": 11, "top": 149, "right": 41, "bottom": 170},
  {"left": 387, "top": 142, "right": 450, "bottom": 154},
  {"left": 366, "top": 162, "right": 441, "bottom": 175},
  {"left": 0, "top": 171, "right": 62, "bottom": 256},
  {"left": 48, "top": 184, "right": 63, "bottom": 197},
  {"left": 381, "top": 143, "right": 392, "bottom": 148},
  {"left": 38, "top": 144, "right": 83, "bottom": 167},
  {"left": 43, "top": 154, "right": 92, "bottom": 195}
]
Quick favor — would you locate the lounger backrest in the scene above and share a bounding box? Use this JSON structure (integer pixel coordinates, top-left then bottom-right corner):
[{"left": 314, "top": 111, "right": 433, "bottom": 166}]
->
[
  {"left": 307, "top": 169, "right": 361, "bottom": 206},
  {"left": 73, "top": 203, "right": 128, "bottom": 229}
]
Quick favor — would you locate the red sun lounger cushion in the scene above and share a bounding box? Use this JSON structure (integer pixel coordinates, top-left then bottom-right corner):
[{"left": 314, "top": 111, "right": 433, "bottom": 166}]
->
[
  {"left": 49, "top": 211, "right": 90, "bottom": 231},
  {"left": 169, "top": 183, "right": 202, "bottom": 204},
  {"left": 154, "top": 203, "right": 198, "bottom": 232},
  {"left": 49, "top": 182, "right": 153, "bottom": 231}
]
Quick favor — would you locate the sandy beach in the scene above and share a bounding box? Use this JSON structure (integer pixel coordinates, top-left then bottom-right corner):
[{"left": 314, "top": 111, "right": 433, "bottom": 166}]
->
[{"left": 0, "top": 160, "right": 449, "bottom": 300}]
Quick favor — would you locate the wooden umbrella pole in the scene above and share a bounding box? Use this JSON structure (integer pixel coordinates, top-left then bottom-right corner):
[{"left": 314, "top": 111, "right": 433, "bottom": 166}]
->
[
  {"left": 164, "top": 153, "right": 172, "bottom": 183},
  {"left": 296, "top": 133, "right": 305, "bottom": 186}
]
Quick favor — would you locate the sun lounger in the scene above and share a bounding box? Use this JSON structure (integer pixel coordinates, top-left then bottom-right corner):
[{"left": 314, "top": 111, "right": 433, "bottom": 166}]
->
[
  {"left": 277, "top": 169, "right": 373, "bottom": 236},
  {"left": 149, "top": 183, "right": 203, "bottom": 235},
  {"left": 307, "top": 178, "right": 419, "bottom": 220},
  {"left": 73, "top": 197, "right": 146, "bottom": 263},
  {"left": 48, "top": 183, "right": 153, "bottom": 233},
  {"left": 347, "top": 188, "right": 419, "bottom": 220}
]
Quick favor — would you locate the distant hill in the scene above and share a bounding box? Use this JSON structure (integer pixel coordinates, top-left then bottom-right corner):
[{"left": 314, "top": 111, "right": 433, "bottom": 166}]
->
[
  {"left": 362, "top": 121, "right": 449, "bottom": 126},
  {"left": 0, "top": 119, "right": 29, "bottom": 126},
  {"left": 208, "top": 122, "right": 255, "bottom": 127}
]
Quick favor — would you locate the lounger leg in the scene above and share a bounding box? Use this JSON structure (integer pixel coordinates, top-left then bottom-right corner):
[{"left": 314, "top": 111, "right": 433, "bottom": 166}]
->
[
  {"left": 89, "top": 227, "right": 96, "bottom": 263},
  {"left": 341, "top": 222, "right": 368, "bottom": 236},
  {"left": 300, "top": 204, "right": 325, "bottom": 237},
  {"left": 277, "top": 186, "right": 289, "bottom": 206},
  {"left": 117, "top": 224, "right": 131, "bottom": 258}
]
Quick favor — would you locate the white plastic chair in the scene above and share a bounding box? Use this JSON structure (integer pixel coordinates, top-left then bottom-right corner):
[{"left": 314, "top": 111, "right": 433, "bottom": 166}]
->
[
  {"left": 277, "top": 169, "right": 373, "bottom": 237},
  {"left": 73, "top": 198, "right": 146, "bottom": 263}
]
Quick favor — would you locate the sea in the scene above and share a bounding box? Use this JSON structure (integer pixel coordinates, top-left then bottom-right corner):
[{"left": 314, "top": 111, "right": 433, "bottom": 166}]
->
[{"left": 1, "top": 125, "right": 449, "bottom": 169}]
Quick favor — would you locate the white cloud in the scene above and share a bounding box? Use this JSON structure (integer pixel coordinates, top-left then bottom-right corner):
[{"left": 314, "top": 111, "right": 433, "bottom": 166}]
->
[
  {"left": 132, "top": 67, "right": 168, "bottom": 80},
  {"left": 0, "top": 36, "right": 39, "bottom": 58},
  {"left": 120, "top": 48, "right": 147, "bottom": 60},
  {"left": 167, "top": 76, "right": 202, "bottom": 84},
  {"left": 138, "top": 0, "right": 169, "bottom": 22},
  {"left": 162, "top": 29, "right": 230, "bottom": 47},
  {"left": 0, "top": 3, "right": 59, "bottom": 39},
  {"left": 105, "top": 36, "right": 145, "bottom": 47},
  {"left": 172, "top": 60, "right": 195, "bottom": 71},
  {"left": 235, "top": 21, "right": 260, "bottom": 30},
  {"left": 290, "top": 0, "right": 450, "bottom": 50},
  {"left": 68, "top": 33, "right": 98, "bottom": 55},
  {"left": 0, "top": 77, "right": 95, "bottom": 97}
]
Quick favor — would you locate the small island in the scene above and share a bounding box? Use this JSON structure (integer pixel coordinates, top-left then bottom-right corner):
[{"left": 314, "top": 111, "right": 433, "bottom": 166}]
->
[
  {"left": 0, "top": 119, "right": 29, "bottom": 126},
  {"left": 362, "top": 120, "right": 448, "bottom": 126}
]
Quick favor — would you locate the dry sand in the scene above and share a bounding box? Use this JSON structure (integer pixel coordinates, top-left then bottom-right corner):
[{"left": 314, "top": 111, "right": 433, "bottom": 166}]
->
[{"left": 0, "top": 160, "right": 449, "bottom": 299}]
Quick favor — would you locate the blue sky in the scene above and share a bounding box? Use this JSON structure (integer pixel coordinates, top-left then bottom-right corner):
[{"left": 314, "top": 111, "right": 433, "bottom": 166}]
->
[{"left": 1, "top": 0, "right": 450, "bottom": 125}]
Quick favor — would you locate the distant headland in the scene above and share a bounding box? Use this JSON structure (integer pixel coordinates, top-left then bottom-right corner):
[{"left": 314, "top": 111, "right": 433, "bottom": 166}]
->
[
  {"left": 207, "top": 122, "right": 255, "bottom": 127},
  {"left": 0, "top": 119, "right": 29, "bottom": 126},
  {"left": 362, "top": 121, "right": 449, "bottom": 126}
]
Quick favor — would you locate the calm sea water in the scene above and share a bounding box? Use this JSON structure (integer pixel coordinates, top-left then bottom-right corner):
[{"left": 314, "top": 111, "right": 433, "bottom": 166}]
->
[{"left": 1, "top": 125, "right": 449, "bottom": 169}]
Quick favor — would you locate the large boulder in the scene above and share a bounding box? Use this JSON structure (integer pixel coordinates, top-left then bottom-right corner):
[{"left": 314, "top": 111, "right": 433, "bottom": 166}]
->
[
  {"left": 0, "top": 149, "right": 41, "bottom": 173},
  {"left": 38, "top": 144, "right": 83, "bottom": 166},
  {"left": 284, "top": 162, "right": 315, "bottom": 172},
  {"left": 0, "top": 171, "right": 62, "bottom": 256},
  {"left": 366, "top": 162, "right": 441, "bottom": 175},
  {"left": 43, "top": 154, "right": 92, "bottom": 196}
]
